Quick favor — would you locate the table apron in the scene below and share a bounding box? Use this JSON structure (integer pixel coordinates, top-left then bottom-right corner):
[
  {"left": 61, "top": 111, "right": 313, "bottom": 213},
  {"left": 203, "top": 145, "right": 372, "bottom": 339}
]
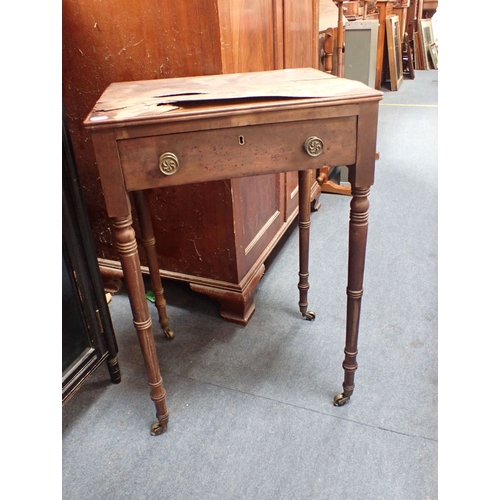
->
[{"left": 117, "top": 116, "right": 357, "bottom": 191}]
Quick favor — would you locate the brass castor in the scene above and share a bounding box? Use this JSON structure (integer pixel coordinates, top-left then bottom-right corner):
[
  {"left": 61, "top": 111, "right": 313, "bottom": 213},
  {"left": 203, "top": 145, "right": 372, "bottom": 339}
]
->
[
  {"left": 302, "top": 310, "right": 316, "bottom": 321},
  {"left": 333, "top": 392, "right": 350, "bottom": 407},
  {"left": 163, "top": 327, "right": 175, "bottom": 340},
  {"left": 150, "top": 422, "right": 168, "bottom": 436}
]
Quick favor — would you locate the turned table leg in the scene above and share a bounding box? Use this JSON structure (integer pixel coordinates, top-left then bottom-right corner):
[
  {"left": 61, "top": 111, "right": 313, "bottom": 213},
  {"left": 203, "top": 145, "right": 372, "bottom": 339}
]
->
[
  {"left": 133, "top": 190, "right": 174, "bottom": 340},
  {"left": 298, "top": 170, "right": 315, "bottom": 321},
  {"left": 334, "top": 186, "right": 370, "bottom": 406},
  {"left": 112, "top": 214, "right": 169, "bottom": 435}
]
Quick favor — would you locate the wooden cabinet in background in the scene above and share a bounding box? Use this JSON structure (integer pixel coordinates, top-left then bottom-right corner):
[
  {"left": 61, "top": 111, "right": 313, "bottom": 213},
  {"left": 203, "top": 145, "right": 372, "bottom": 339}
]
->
[{"left": 62, "top": 0, "right": 320, "bottom": 325}]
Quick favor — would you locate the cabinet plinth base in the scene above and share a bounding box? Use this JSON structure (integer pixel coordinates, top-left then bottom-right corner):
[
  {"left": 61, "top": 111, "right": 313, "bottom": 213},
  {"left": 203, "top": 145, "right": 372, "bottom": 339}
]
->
[{"left": 190, "top": 264, "right": 265, "bottom": 326}]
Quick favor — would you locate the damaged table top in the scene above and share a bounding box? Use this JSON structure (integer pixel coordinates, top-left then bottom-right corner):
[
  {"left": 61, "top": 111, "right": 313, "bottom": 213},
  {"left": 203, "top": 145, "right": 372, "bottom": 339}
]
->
[{"left": 85, "top": 67, "right": 381, "bottom": 126}]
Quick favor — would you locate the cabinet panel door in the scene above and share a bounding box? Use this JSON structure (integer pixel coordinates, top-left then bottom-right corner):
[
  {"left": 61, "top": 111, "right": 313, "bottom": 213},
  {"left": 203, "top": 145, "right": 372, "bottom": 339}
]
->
[
  {"left": 218, "top": 0, "right": 277, "bottom": 73},
  {"left": 147, "top": 183, "right": 239, "bottom": 283},
  {"left": 284, "top": 172, "right": 300, "bottom": 222},
  {"left": 231, "top": 174, "right": 285, "bottom": 280},
  {"left": 284, "top": 169, "right": 319, "bottom": 222},
  {"left": 283, "top": 0, "right": 319, "bottom": 69}
]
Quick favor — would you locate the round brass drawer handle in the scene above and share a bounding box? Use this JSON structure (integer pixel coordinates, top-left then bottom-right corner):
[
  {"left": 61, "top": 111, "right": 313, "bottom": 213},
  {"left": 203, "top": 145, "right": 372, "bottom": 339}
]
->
[
  {"left": 303, "top": 136, "right": 324, "bottom": 157},
  {"left": 158, "top": 152, "right": 180, "bottom": 176}
]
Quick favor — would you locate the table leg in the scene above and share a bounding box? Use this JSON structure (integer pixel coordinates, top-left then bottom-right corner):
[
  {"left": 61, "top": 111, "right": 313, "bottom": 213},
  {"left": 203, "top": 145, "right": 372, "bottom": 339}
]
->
[
  {"left": 133, "top": 190, "right": 174, "bottom": 340},
  {"left": 112, "top": 214, "right": 169, "bottom": 435},
  {"left": 298, "top": 170, "right": 315, "bottom": 321},
  {"left": 105, "top": 355, "right": 121, "bottom": 384},
  {"left": 334, "top": 186, "right": 370, "bottom": 406}
]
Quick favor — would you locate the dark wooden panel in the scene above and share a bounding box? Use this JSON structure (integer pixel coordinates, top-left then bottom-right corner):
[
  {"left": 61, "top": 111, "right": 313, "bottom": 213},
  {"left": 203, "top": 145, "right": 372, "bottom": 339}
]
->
[
  {"left": 63, "top": 108, "right": 120, "bottom": 404},
  {"left": 233, "top": 174, "right": 284, "bottom": 278},
  {"left": 95, "top": 182, "right": 239, "bottom": 284},
  {"left": 62, "top": 0, "right": 224, "bottom": 273},
  {"left": 240, "top": 174, "right": 280, "bottom": 249},
  {"left": 218, "top": 0, "right": 276, "bottom": 73},
  {"left": 285, "top": 171, "right": 300, "bottom": 221},
  {"left": 147, "top": 183, "right": 238, "bottom": 282},
  {"left": 283, "top": 0, "right": 319, "bottom": 69}
]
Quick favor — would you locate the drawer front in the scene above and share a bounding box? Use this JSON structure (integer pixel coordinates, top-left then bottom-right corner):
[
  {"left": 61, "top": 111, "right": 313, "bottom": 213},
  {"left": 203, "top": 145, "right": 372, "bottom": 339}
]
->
[{"left": 117, "top": 116, "right": 357, "bottom": 191}]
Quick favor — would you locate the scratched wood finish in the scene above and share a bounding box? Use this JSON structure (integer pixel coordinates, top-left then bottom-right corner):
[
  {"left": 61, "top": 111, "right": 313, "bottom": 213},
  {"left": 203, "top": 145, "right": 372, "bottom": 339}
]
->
[
  {"left": 88, "top": 69, "right": 374, "bottom": 125},
  {"left": 62, "top": 0, "right": 225, "bottom": 281},
  {"left": 62, "top": 0, "right": 223, "bottom": 212},
  {"left": 63, "top": 0, "right": 321, "bottom": 324}
]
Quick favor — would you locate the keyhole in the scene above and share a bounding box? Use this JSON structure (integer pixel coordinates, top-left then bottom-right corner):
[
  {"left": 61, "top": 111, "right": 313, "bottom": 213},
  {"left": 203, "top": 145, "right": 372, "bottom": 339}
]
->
[{"left": 239, "top": 135, "right": 245, "bottom": 145}]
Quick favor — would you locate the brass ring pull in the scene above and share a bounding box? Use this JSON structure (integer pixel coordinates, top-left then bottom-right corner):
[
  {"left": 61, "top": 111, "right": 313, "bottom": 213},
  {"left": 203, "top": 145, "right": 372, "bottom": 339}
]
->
[
  {"left": 158, "top": 152, "right": 180, "bottom": 176},
  {"left": 304, "top": 136, "right": 324, "bottom": 157}
]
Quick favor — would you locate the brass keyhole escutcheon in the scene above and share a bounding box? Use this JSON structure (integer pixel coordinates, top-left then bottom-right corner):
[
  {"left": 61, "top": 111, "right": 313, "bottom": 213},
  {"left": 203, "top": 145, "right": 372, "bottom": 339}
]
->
[
  {"left": 239, "top": 135, "right": 245, "bottom": 145},
  {"left": 158, "top": 152, "right": 180, "bottom": 176},
  {"left": 304, "top": 136, "right": 324, "bottom": 157}
]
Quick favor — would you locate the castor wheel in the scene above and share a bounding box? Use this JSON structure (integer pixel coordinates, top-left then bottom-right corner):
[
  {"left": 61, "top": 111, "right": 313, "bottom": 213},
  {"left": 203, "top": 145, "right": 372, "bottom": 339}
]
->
[
  {"left": 163, "top": 327, "right": 175, "bottom": 340},
  {"left": 302, "top": 310, "right": 316, "bottom": 321},
  {"left": 150, "top": 422, "right": 168, "bottom": 436},
  {"left": 333, "top": 392, "right": 350, "bottom": 407}
]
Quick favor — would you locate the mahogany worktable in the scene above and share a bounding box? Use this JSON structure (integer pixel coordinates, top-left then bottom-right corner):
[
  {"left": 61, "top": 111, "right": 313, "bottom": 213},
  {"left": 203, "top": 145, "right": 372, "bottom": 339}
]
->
[{"left": 84, "top": 68, "right": 383, "bottom": 435}]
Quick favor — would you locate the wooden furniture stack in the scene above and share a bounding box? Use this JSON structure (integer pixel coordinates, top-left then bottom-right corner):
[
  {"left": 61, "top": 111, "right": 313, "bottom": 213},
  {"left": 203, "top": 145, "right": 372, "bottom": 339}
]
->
[
  {"left": 342, "top": 1, "right": 438, "bottom": 88},
  {"left": 318, "top": 1, "right": 437, "bottom": 93},
  {"left": 62, "top": 0, "right": 321, "bottom": 326}
]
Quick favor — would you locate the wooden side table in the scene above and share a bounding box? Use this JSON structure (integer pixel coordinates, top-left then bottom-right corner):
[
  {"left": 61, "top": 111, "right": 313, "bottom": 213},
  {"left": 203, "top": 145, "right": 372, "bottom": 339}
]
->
[{"left": 84, "top": 68, "right": 383, "bottom": 435}]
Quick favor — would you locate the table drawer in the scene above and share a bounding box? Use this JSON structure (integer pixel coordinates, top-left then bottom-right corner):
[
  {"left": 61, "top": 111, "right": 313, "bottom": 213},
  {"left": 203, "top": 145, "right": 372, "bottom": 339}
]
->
[{"left": 117, "top": 116, "right": 357, "bottom": 191}]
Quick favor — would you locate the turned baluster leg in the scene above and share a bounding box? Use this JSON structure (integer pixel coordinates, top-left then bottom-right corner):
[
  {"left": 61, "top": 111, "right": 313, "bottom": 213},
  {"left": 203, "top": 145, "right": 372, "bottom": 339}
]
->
[
  {"left": 298, "top": 170, "right": 315, "bottom": 321},
  {"left": 334, "top": 186, "right": 370, "bottom": 406},
  {"left": 133, "top": 190, "right": 174, "bottom": 340},
  {"left": 112, "top": 215, "right": 169, "bottom": 435}
]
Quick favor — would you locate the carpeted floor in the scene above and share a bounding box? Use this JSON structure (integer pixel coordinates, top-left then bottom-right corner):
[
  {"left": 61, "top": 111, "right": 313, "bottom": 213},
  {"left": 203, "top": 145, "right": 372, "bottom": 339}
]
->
[{"left": 63, "top": 70, "right": 438, "bottom": 499}]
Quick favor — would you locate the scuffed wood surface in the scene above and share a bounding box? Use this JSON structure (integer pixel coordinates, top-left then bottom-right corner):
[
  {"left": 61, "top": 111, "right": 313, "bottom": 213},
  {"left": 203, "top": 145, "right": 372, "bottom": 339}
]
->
[{"left": 85, "top": 68, "right": 382, "bottom": 126}]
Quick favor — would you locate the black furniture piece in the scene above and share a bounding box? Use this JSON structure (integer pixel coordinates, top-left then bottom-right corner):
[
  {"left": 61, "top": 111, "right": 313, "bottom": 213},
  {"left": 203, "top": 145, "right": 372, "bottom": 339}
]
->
[{"left": 63, "top": 108, "right": 121, "bottom": 404}]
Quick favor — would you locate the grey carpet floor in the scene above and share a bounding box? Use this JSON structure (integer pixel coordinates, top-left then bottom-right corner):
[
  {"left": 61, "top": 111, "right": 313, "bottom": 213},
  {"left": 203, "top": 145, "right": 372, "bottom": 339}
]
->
[{"left": 63, "top": 70, "right": 438, "bottom": 499}]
